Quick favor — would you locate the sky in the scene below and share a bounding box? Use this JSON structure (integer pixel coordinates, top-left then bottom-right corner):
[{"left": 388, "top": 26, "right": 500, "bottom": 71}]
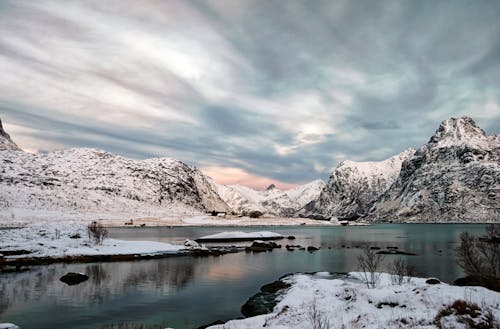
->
[{"left": 0, "top": 0, "right": 499, "bottom": 189}]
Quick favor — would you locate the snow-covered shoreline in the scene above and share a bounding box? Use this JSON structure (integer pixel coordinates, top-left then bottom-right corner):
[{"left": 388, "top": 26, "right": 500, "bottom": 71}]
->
[
  {"left": 209, "top": 272, "right": 500, "bottom": 329},
  {"left": 0, "top": 221, "right": 186, "bottom": 264}
]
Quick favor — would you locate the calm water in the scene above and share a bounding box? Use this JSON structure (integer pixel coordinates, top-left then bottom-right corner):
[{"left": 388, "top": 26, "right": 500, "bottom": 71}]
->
[{"left": 0, "top": 224, "right": 491, "bottom": 329}]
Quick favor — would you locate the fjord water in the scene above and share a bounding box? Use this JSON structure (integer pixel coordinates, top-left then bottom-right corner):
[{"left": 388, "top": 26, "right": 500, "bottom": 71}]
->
[{"left": 0, "top": 224, "right": 490, "bottom": 329}]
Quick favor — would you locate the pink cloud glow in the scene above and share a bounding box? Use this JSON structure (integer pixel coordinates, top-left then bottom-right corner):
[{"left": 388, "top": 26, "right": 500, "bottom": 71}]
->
[{"left": 202, "top": 166, "right": 298, "bottom": 190}]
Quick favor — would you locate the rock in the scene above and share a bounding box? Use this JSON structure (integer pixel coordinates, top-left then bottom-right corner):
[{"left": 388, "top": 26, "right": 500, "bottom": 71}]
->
[
  {"left": 287, "top": 236, "right": 296, "bottom": 240},
  {"left": 184, "top": 239, "right": 201, "bottom": 249},
  {"left": 370, "top": 246, "right": 381, "bottom": 250},
  {"left": 300, "top": 149, "right": 414, "bottom": 219},
  {"left": 69, "top": 233, "right": 81, "bottom": 239},
  {"left": 241, "top": 278, "right": 292, "bottom": 317},
  {"left": 245, "top": 240, "right": 280, "bottom": 252},
  {"left": 60, "top": 272, "right": 89, "bottom": 286},
  {"left": 425, "top": 278, "right": 441, "bottom": 285},
  {"left": 307, "top": 246, "right": 319, "bottom": 251},
  {"left": 369, "top": 117, "right": 499, "bottom": 222}
]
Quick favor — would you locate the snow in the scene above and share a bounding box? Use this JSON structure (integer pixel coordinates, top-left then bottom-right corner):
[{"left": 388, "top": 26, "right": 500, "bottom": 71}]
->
[
  {"left": 0, "top": 324, "right": 20, "bottom": 329},
  {"left": 216, "top": 180, "right": 325, "bottom": 216},
  {"left": 197, "top": 231, "right": 282, "bottom": 241},
  {"left": 0, "top": 146, "right": 228, "bottom": 223},
  {"left": 337, "top": 148, "right": 415, "bottom": 187},
  {"left": 0, "top": 221, "right": 184, "bottom": 259},
  {"left": 209, "top": 272, "right": 500, "bottom": 329}
]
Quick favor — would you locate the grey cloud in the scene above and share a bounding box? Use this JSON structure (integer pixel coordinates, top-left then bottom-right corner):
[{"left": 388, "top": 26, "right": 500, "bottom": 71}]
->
[{"left": 1, "top": 0, "right": 499, "bottom": 185}]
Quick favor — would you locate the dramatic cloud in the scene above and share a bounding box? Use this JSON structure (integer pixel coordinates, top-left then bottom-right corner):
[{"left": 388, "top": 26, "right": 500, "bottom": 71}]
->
[{"left": 1, "top": 0, "right": 499, "bottom": 188}]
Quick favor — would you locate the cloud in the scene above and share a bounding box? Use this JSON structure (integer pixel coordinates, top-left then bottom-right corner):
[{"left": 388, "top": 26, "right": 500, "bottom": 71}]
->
[
  {"left": 0, "top": 0, "right": 499, "bottom": 188},
  {"left": 202, "top": 166, "right": 298, "bottom": 190}
]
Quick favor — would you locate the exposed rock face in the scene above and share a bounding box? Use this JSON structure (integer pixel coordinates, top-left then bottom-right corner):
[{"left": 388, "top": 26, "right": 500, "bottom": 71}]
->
[
  {"left": 217, "top": 180, "right": 325, "bottom": 217},
  {"left": 368, "top": 117, "right": 499, "bottom": 222},
  {"left": 0, "top": 119, "right": 229, "bottom": 221},
  {"left": 300, "top": 149, "right": 415, "bottom": 220},
  {"left": 0, "top": 119, "right": 21, "bottom": 151}
]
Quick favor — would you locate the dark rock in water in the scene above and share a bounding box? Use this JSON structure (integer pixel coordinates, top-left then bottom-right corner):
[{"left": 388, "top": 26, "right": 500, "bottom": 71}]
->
[
  {"left": 376, "top": 250, "right": 416, "bottom": 256},
  {"left": 307, "top": 246, "right": 319, "bottom": 251},
  {"left": 287, "top": 236, "right": 296, "bottom": 240},
  {"left": 453, "top": 276, "right": 500, "bottom": 292},
  {"left": 241, "top": 278, "right": 292, "bottom": 317},
  {"left": 425, "top": 278, "right": 441, "bottom": 285},
  {"left": 197, "top": 319, "right": 226, "bottom": 329},
  {"left": 60, "top": 272, "right": 89, "bottom": 286},
  {"left": 370, "top": 246, "right": 381, "bottom": 250},
  {"left": 245, "top": 240, "right": 281, "bottom": 252}
]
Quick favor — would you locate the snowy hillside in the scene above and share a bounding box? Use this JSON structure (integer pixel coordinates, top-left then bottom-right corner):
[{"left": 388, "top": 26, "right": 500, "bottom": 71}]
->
[
  {"left": 217, "top": 180, "right": 325, "bottom": 216},
  {"left": 300, "top": 149, "right": 415, "bottom": 220},
  {"left": 368, "top": 116, "right": 500, "bottom": 222},
  {"left": 0, "top": 125, "right": 229, "bottom": 222},
  {"left": 0, "top": 119, "right": 20, "bottom": 151}
]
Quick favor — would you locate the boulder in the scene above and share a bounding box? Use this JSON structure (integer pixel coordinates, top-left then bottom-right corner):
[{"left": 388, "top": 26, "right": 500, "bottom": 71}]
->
[
  {"left": 60, "top": 272, "right": 89, "bottom": 286},
  {"left": 245, "top": 240, "right": 281, "bottom": 252},
  {"left": 307, "top": 246, "right": 320, "bottom": 252},
  {"left": 425, "top": 278, "right": 441, "bottom": 285}
]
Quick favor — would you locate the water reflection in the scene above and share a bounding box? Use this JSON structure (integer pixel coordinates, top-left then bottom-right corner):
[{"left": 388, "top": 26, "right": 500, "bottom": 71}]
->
[{"left": 0, "top": 224, "right": 490, "bottom": 329}]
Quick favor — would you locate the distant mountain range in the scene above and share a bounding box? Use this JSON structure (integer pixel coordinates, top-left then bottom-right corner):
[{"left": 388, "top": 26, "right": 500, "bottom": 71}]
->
[
  {"left": 0, "top": 116, "right": 498, "bottom": 222},
  {"left": 216, "top": 180, "right": 325, "bottom": 217}
]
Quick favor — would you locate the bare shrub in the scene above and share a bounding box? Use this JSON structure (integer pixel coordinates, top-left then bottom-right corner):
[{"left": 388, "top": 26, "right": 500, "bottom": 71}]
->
[
  {"left": 390, "top": 258, "right": 415, "bottom": 285},
  {"left": 87, "top": 221, "right": 108, "bottom": 245},
  {"left": 357, "top": 247, "right": 385, "bottom": 288},
  {"left": 434, "top": 299, "right": 495, "bottom": 329},
  {"left": 456, "top": 225, "right": 500, "bottom": 280},
  {"left": 307, "top": 297, "right": 331, "bottom": 329}
]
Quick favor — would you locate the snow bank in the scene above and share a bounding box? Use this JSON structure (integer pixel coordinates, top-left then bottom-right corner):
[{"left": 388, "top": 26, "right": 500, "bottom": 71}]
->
[
  {"left": 0, "top": 221, "right": 184, "bottom": 259},
  {"left": 196, "top": 231, "right": 283, "bottom": 242},
  {"left": 0, "top": 324, "right": 20, "bottom": 329},
  {"left": 209, "top": 272, "right": 500, "bottom": 329}
]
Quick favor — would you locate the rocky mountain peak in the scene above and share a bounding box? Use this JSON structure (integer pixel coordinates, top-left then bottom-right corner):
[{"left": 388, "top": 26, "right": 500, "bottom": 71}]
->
[
  {"left": 266, "top": 184, "right": 277, "bottom": 191},
  {"left": 429, "top": 116, "right": 487, "bottom": 147},
  {"left": 0, "top": 117, "right": 21, "bottom": 151}
]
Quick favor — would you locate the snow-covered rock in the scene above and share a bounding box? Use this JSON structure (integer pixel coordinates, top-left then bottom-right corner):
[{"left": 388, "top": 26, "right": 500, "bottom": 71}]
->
[
  {"left": 368, "top": 116, "right": 499, "bottom": 222},
  {"left": 196, "top": 231, "right": 282, "bottom": 242},
  {"left": 300, "top": 149, "right": 415, "bottom": 220},
  {"left": 0, "top": 118, "right": 230, "bottom": 222},
  {"left": 209, "top": 272, "right": 500, "bottom": 329},
  {"left": 217, "top": 180, "right": 325, "bottom": 217},
  {"left": 0, "top": 119, "right": 20, "bottom": 151}
]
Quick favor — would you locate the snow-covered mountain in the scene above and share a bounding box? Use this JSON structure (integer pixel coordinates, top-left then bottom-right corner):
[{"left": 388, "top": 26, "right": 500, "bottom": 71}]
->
[
  {"left": 217, "top": 180, "right": 325, "bottom": 217},
  {"left": 0, "top": 122, "right": 229, "bottom": 222},
  {"left": 368, "top": 117, "right": 499, "bottom": 222},
  {"left": 0, "top": 119, "right": 20, "bottom": 151},
  {"left": 299, "top": 149, "right": 415, "bottom": 220}
]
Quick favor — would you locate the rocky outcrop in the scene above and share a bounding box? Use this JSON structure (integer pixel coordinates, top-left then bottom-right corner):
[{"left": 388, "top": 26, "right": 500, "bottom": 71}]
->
[
  {"left": 0, "top": 119, "right": 21, "bottom": 151},
  {"left": 299, "top": 149, "right": 414, "bottom": 220},
  {"left": 368, "top": 117, "right": 499, "bottom": 222}
]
